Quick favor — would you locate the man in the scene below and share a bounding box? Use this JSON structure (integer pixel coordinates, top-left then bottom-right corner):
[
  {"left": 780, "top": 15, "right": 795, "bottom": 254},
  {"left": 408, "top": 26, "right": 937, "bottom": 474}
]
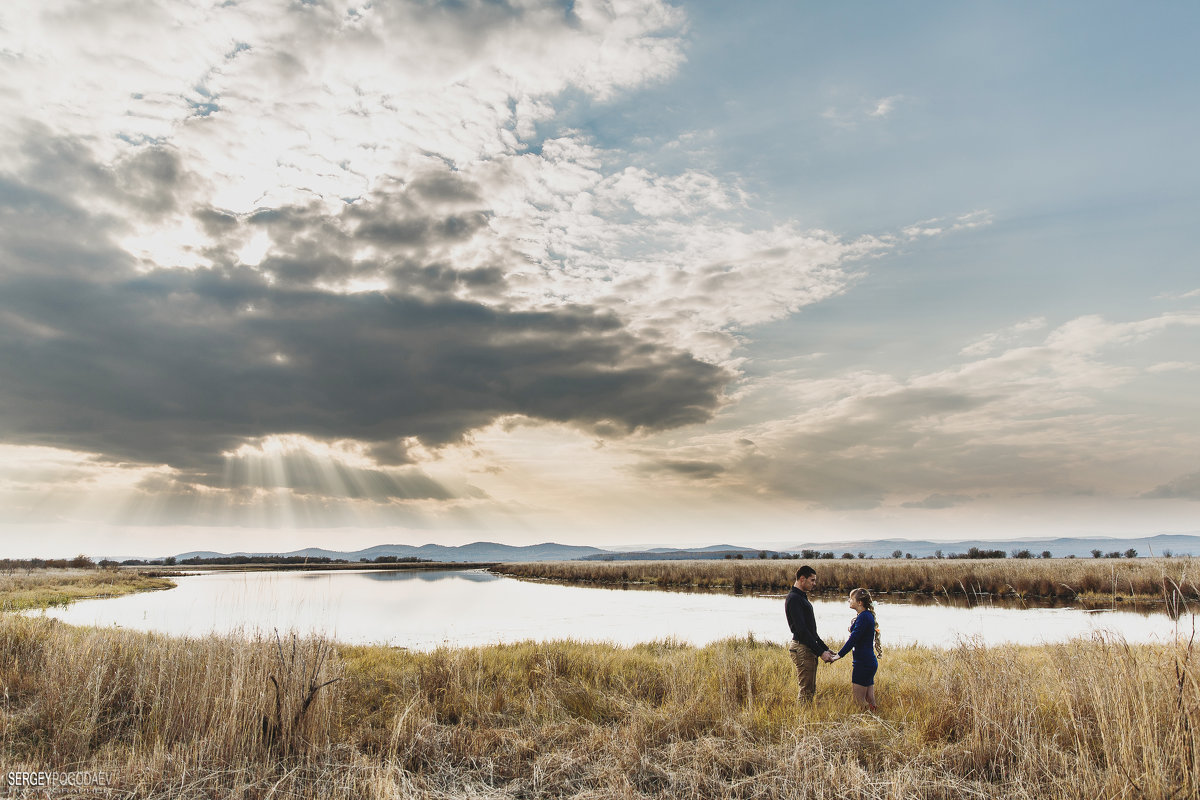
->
[{"left": 785, "top": 565, "right": 835, "bottom": 702}]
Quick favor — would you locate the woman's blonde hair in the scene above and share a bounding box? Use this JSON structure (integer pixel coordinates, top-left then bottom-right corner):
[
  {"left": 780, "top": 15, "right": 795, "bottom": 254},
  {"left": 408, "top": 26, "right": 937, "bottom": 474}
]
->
[{"left": 850, "top": 587, "right": 883, "bottom": 658}]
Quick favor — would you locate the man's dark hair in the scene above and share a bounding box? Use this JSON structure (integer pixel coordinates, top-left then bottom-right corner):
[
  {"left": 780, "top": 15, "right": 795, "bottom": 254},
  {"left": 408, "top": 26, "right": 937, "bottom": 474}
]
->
[{"left": 796, "top": 565, "right": 816, "bottom": 580}]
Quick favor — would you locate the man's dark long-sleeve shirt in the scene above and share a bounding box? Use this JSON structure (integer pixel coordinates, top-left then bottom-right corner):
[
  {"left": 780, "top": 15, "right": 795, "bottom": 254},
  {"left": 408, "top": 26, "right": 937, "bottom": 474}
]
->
[{"left": 785, "top": 587, "right": 828, "bottom": 656}]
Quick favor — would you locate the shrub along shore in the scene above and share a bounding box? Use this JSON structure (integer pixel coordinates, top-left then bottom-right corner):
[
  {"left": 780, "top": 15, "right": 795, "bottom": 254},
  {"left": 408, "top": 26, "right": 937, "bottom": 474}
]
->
[
  {"left": 491, "top": 557, "right": 1200, "bottom": 608},
  {"left": 0, "top": 612, "right": 1195, "bottom": 799}
]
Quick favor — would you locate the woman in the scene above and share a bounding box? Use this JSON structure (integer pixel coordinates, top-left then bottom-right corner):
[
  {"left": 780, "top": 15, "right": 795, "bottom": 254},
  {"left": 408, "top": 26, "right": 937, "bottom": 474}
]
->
[{"left": 832, "top": 587, "right": 881, "bottom": 711}]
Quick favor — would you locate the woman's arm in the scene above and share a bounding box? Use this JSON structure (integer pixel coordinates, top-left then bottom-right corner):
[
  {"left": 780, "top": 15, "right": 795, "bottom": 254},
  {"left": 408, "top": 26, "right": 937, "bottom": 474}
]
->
[{"left": 837, "top": 614, "right": 866, "bottom": 658}]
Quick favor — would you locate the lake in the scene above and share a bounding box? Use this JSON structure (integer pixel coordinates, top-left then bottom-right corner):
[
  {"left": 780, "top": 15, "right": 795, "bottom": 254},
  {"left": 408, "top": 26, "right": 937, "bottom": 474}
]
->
[{"left": 33, "top": 568, "right": 1186, "bottom": 650}]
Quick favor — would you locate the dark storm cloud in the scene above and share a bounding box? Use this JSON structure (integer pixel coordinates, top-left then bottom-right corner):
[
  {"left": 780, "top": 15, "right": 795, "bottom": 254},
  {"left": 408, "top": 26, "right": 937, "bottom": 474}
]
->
[
  {"left": 407, "top": 171, "right": 482, "bottom": 204},
  {"left": 0, "top": 134, "right": 731, "bottom": 482},
  {"left": 219, "top": 173, "right": 501, "bottom": 298},
  {"left": 638, "top": 459, "right": 726, "bottom": 480},
  {"left": 0, "top": 269, "right": 728, "bottom": 477},
  {"left": 112, "top": 147, "right": 186, "bottom": 217},
  {"left": 13, "top": 125, "right": 188, "bottom": 224},
  {"left": 0, "top": 176, "right": 129, "bottom": 279}
]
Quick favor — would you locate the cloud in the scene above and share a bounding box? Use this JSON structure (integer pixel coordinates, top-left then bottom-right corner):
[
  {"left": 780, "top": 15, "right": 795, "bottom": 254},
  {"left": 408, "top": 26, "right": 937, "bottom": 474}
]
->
[
  {"left": 1141, "top": 471, "right": 1200, "bottom": 500},
  {"left": 2, "top": 0, "right": 887, "bottom": 362},
  {"left": 0, "top": 1, "right": 744, "bottom": 503},
  {"left": 3, "top": 0, "right": 686, "bottom": 169},
  {"left": 0, "top": 257, "right": 730, "bottom": 480},
  {"left": 637, "top": 459, "right": 726, "bottom": 481},
  {"left": 1157, "top": 288, "right": 1200, "bottom": 300},
  {"left": 0, "top": 130, "right": 737, "bottom": 482},
  {"left": 960, "top": 317, "right": 1047, "bottom": 357},
  {"left": 1147, "top": 361, "right": 1200, "bottom": 373},
  {"left": 901, "top": 493, "right": 972, "bottom": 509},
  {"left": 902, "top": 210, "right": 993, "bottom": 240},
  {"left": 0, "top": 446, "right": 124, "bottom": 492},
  {"left": 821, "top": 94, "right": 907, "bottom": 127},
  {"left": 0, "top": 0, "right": 1023, "bottom": 535},
  {"left": 471, "top": 136, "right": 888, "bottom": 359},
  {"left": 620, "top": 310, "right": 1200, "bottom": 510},
  {"left": 868, "top": 95, "right": 904, "bottom": 118}
]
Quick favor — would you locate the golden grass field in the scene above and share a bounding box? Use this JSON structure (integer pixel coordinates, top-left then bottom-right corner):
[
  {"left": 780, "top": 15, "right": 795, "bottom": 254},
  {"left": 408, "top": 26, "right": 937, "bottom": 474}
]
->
[
  {"left": 492, "top": 557, "right": 1200, "bottom": 607},
  {"left": 0, "top": 613, "right": 1195, "bottom": 799},
  {"left": 0, "top": 564, "right": 1196, "bottom": 798}
]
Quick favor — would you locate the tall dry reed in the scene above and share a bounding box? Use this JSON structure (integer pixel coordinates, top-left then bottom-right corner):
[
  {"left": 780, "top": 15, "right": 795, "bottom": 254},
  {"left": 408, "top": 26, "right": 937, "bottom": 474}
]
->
[
  {"left": 0, "top": 617, "right": 342, "bottom": 795},
  {"left": 493, "top": 557, "right": 1200, "bottom": 605}
]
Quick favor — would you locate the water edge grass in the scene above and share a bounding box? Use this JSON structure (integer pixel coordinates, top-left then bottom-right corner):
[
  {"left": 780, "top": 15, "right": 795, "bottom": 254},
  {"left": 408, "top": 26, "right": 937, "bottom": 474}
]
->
[{"left": 0, "top": 569, "right": 177, "bottom": 612}]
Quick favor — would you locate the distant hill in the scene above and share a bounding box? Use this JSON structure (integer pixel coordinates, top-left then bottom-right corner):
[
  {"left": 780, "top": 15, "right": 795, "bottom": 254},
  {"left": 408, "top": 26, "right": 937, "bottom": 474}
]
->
[
  {"left": 154, "top": 532, "right": 1200, "bottom": 565},
  {"left": 174, "top": 541, "right": 608, "bottom": 563},
  {"left": 643, "top": 544, "right": 749, "bottom": 554},
  {"left": 583, "top": 547, "right": 785, "bottom": 561},
  {"left": 791, "top": 533, "right": 1200, "bottom": 559}
]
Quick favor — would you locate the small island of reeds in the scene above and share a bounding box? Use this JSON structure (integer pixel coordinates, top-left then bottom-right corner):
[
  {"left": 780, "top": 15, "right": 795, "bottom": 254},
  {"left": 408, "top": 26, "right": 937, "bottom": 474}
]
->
[{"left": 0, "top": 562, "right": 176, "bottom": 612}]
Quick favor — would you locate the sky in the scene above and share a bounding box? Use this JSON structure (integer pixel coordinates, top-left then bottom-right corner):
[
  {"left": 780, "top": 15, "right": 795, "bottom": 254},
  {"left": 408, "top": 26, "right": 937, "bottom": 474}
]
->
[{"left": 0, "top": 0, "right": 1198, "bottom": 557}]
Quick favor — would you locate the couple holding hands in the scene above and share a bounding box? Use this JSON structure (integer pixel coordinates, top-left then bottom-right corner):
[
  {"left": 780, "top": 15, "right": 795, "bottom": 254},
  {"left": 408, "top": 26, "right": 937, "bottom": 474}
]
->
[{"left": 785, "top": 565, "right": 881, "bottom": 712}]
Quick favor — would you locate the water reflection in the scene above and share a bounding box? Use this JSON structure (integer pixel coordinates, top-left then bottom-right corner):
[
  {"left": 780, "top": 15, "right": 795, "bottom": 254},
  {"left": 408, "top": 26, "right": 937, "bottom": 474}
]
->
[
  {"left": 351, "top": 569, "right": 497, "bottom": 584},
  {"left": 30, "top": 568, "right": 1187, "bottom": 650}
]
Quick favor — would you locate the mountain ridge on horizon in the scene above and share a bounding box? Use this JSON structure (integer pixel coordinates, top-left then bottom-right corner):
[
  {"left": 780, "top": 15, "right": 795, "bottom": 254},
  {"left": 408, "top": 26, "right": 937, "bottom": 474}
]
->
[
  {"left": 172, "top": 541, "right": 607, "bottom": 564},
  {"left": 158, "top": 532, "right": 1200, "bottom": 563},
  {"left": 794, "top": 532, "right": 1200, "bottom": 558}
]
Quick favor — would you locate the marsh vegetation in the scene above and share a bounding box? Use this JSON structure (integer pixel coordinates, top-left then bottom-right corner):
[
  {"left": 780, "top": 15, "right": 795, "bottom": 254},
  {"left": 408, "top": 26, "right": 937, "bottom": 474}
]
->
[
  {"left": 0, "top": 568, "right": 176, "bottom": 611},
  {"left": 492, "top": 557, "right": 1200, "bottom": 608}
]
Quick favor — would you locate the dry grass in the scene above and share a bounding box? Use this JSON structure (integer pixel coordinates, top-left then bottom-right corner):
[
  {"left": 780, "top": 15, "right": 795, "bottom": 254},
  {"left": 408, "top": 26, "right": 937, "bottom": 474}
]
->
[
  {"left": 0, "top": 611, "right": 1196, "bottom": 799},
  {"left": 492, "top": 558, "right": 1200, "bottom": 606},
  {"left": 0, "top": 568, "right": 176, "bottom": 611}
]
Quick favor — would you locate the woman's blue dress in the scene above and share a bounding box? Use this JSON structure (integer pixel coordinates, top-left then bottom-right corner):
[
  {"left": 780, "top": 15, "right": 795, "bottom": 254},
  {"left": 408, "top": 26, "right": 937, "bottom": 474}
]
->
[{"left": 837, "top": 610, "right": 878, "bottom": 686}]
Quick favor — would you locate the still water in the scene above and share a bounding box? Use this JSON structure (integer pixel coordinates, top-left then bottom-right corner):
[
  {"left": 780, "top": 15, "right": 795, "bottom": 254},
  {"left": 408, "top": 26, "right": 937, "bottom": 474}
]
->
[{"left": 34, "top": 569, "right": 1185, "bottom": 650}]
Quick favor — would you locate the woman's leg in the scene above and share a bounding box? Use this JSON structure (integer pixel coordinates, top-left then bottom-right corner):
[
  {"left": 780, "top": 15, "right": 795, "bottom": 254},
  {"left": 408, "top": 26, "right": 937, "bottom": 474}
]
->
[
  {"left": 851, "top": 683, "right": 870, "bottom": 709},
  {"left": 865, "top": 684, "right": 877, "bottom": 711}
]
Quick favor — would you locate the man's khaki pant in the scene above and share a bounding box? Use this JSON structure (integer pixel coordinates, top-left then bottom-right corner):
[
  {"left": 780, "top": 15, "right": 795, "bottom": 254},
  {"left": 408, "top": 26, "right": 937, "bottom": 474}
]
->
[{"left": 787, "top": 640, "right": 818, "bottom": 702}]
